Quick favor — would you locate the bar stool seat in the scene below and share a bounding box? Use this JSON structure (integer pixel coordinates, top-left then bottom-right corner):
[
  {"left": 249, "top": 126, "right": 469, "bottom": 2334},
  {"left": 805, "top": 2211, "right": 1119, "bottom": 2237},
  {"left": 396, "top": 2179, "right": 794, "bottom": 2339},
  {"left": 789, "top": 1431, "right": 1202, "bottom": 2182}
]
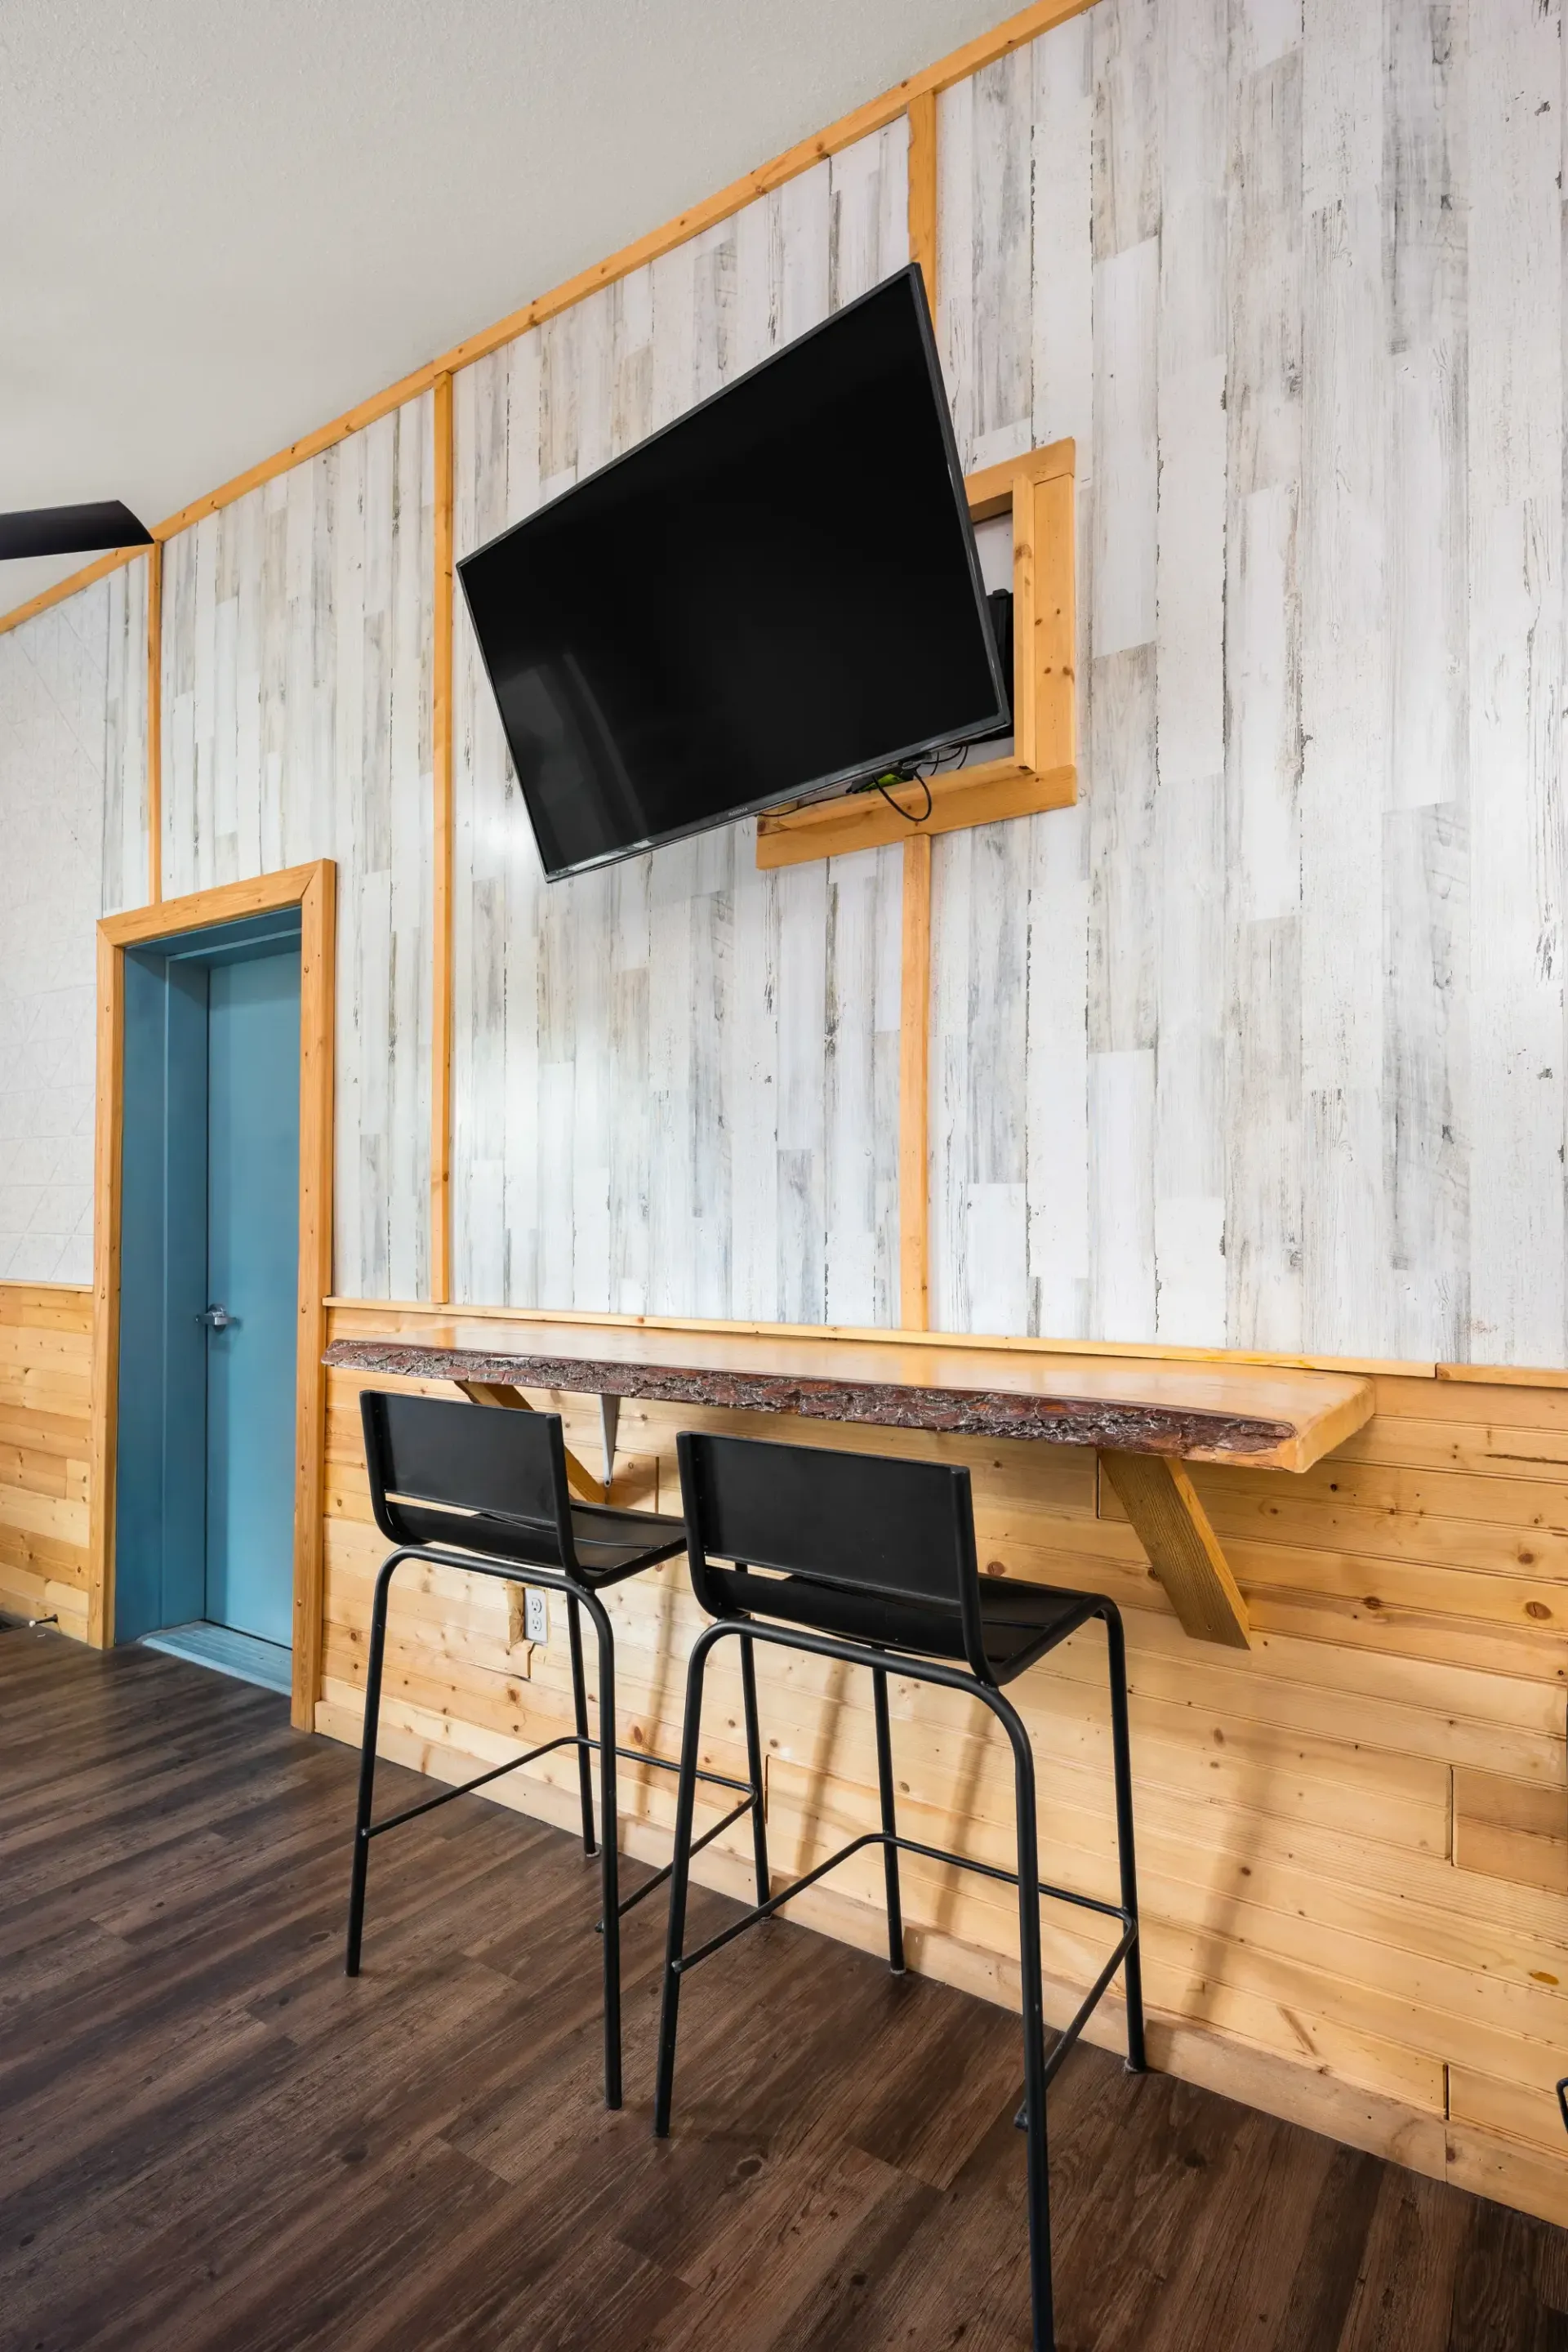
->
[
  {"left": 711, "top": 1564, "right": 1098, "bottom": 1670},
  {"left": 345, "top": 1389, "right": 764, "bottom": 2113},
  {"left": 385, "top": 1495, "right": 689, "bottom": 1579}
]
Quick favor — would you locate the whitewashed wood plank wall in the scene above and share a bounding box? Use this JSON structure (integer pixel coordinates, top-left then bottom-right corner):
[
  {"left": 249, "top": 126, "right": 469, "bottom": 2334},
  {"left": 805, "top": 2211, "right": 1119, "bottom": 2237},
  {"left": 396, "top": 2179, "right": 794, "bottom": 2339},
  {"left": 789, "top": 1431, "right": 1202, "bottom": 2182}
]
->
[
  {"left": 450, "top": 122, "right": 910, "bottom": 1323},
  {"left": 5, "top": 0, "right": 1568, "bottom": 1366},
  {"left": 158, "top": 399, "right": 435, "bottom": 1299},
  {"left": 0, "top": 560, "right": 147, "bottom": 1281},
  {"left": 932, "top": 0, "right": 1567, "bottom": 1365}
]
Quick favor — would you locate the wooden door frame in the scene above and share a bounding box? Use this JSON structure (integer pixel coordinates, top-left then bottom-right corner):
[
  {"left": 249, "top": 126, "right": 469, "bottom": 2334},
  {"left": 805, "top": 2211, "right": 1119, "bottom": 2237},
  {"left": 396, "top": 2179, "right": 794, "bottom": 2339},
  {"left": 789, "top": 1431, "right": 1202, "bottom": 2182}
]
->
[{"left": 87, "top": 861, "right": 336, "bottom": 1732}]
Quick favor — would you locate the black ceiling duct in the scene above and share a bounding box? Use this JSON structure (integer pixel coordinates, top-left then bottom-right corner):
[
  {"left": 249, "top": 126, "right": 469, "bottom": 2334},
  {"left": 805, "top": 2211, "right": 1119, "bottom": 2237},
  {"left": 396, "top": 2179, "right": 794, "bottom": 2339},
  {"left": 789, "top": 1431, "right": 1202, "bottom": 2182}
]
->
[{"left": 0, "top": 501, "right": 153, "bottom": 562}]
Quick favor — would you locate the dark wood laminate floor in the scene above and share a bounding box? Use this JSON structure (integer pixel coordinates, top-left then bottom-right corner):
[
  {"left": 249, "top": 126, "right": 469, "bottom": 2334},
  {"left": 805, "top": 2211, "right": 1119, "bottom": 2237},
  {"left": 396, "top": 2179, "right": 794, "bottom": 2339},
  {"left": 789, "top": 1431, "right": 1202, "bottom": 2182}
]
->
[{"left": 2, "top": 1628, "right": 1566, "bottom": 2352}]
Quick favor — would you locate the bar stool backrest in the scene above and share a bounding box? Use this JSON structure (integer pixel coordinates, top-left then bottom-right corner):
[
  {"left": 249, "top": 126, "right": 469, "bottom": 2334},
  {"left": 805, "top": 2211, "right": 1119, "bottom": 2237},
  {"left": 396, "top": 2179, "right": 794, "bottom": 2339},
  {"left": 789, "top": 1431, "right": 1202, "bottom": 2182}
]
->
[
  {"left": 676, "top": 1430, "right": 992, "bottom": 1681},
  {"left": 360, "top": 1390, "right": 577, "bottom": 1568}
]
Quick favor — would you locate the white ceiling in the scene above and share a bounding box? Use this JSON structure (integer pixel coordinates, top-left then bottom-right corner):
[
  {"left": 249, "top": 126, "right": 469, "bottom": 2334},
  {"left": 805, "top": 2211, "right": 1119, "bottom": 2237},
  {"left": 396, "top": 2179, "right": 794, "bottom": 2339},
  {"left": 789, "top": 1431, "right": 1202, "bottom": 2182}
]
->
[{"left": 1, "top": 0, "right": 1011, "bottom": 617}]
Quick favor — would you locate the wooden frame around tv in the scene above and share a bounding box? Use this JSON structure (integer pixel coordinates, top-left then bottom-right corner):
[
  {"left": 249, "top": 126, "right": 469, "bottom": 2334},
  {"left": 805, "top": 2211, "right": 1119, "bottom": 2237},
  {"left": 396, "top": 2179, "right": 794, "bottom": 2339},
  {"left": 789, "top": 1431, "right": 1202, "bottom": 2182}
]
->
[{"left": 753, "top": 439, "right": 1076, "bottom": 871}]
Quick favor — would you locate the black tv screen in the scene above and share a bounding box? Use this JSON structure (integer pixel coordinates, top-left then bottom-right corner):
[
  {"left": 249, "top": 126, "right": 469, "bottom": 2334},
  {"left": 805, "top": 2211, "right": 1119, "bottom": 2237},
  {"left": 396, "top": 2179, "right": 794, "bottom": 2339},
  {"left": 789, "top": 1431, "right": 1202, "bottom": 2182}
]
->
[{"left": 457, "top": 265, "right": 1007, "bottom": 880}]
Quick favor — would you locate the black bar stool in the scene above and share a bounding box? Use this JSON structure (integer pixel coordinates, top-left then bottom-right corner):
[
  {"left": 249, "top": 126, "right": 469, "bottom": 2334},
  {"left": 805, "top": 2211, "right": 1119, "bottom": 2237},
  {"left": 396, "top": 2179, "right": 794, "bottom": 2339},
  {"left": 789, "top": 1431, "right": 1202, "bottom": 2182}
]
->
[
  {"left": 653, "top": 1430, "right": 1145, "bottom": 2352},
  {"left": 346, "top": 1389, "right": 765, "bottom": 2109}
]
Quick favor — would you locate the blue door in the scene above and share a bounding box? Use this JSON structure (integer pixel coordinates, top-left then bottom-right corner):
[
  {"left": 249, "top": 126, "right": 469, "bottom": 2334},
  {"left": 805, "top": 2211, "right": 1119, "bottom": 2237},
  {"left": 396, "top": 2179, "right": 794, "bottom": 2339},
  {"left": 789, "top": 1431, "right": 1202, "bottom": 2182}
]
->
[{"left": 203, "top": 947, "right": 301, "bottom": 1646}]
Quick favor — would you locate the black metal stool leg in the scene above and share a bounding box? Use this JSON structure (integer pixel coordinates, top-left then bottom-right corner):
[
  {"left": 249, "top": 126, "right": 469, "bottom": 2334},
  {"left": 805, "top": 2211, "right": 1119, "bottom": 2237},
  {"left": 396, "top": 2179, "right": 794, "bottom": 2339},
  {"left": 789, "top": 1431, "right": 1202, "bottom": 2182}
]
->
[
  {"left": 653, "top": 1623, "right": 719, "bottom": 2138},
  {"left": 872, "top": 1666, "right": 906, "bottom": 1974},
  {"left": 738, "top": 1633, "right": 770, "bottom": 1905},
  {"left": 583, "top": 1590, "right": 622, "bottom": 2109},
  {"left": 1102, "top": 1605, "right": 1146, "bottom": 2073},
  {"left": 1000, "top": 1694, "right": 1055, "bottom": 2352},
  {"left": 345, "top": 1552, "right": 397, "bottom": 1976},
  {"left": 566, "top": 1592, "right": 598, "bottom": 1859}
]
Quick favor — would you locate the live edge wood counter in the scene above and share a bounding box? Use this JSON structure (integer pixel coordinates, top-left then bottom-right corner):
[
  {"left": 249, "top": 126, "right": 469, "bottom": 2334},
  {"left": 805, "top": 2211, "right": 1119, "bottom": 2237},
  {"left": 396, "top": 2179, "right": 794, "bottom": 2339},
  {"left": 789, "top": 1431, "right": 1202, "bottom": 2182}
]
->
[{"left": 323, "top": 1320, "right": 1374, "bottom": 1650}]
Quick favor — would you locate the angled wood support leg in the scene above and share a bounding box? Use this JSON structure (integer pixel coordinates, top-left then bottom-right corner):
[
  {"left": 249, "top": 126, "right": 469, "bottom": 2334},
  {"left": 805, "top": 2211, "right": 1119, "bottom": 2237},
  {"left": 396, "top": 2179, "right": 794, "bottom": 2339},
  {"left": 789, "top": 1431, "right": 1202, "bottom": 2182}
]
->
[
  {"left": 1099, "top": 1451, "right": 1250, "bottom": 1650},
  {"left": 455, "top": 1379, "right": 606, "bottom": 1504}
]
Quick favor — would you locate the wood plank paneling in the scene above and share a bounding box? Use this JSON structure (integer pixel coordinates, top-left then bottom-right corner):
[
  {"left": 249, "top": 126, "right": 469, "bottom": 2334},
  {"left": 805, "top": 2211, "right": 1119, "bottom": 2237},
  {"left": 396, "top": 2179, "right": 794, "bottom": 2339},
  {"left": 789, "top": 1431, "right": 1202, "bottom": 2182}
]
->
[
  {"left": 158, "top": 399, "right": 434, "bottom": 1301},
  {"left": 898, "top": 836, "right": 933, "bottom": 1325},
  {"left": 449, "top": 126, "right": 908, "bottom": 1325},
  {"left": 103, "top": 558, "right": 151, "bottom": 923},
  {"left": 0, "top": 1284, "right": 91, "bottom": 1637},
  {"left": 925, "top": 0, "right": 1568, "bottom": 1370},
  {"left": 1454, "top": 1768, "right": 1568, "bottom": 1895},
  {"left": 1383, "top": 0, "right": 1469, "bottom": 1365},
  {"left": 0, "top": 565, "right": 149, "bottom": 1286}
]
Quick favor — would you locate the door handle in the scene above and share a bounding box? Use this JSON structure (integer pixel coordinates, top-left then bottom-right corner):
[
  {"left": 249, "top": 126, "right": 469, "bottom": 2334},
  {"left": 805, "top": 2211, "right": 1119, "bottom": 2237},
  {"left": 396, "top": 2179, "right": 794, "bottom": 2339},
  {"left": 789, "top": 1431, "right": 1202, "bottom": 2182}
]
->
[{"left": 198, "top": 1303, "right": 235, "bottom": 1330}]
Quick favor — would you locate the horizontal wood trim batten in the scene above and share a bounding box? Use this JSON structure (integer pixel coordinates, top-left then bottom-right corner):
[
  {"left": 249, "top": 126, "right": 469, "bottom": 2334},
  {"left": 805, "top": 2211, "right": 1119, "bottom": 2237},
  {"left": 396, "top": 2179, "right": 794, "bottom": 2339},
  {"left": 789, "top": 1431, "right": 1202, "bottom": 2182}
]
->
[
  {"left": 1438, "top": 1362, "right": 1568, "bottom": 1390},
  {"left": 755, "top": 760, "right": 1076, "bottom": 867},
  {"left": 0, "top": 1284, "right": 94, "bottom": 1312},
  {"left": 320, "top": 1294, "right": 1441, "bottom": 1384},
  {"left": 963, "top": 433, "right": 1077, "bottom": 520},
  {"left": 99, "top": 862, "right": 326, "bottom": 950},
  {"left": 0, "top": 2, "right": 1094, "bottom": 629}
]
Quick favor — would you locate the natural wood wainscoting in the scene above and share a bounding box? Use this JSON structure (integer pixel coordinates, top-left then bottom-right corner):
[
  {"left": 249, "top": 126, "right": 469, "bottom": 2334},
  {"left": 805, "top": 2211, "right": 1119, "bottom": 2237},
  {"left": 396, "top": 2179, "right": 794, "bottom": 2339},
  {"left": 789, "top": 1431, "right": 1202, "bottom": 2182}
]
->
[
  {"left": 0, "top": 1284, "right": 93, "bottom": 1641},
  {"left": 317, "top": 1301, "right": 1568, "bottom": 2233}
]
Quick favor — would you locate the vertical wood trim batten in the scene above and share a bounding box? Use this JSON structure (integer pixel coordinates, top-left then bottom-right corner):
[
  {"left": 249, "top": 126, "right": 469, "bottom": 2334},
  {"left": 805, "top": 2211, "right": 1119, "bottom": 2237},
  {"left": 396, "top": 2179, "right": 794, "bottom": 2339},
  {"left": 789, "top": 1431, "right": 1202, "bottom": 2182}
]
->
[
  {"left": 430, "top": 371, "right": 456, "bottom": 1303},
  {"left": 86, "top": 926, "right": 125, "bottom": 1646},
  {"left": 900, "top": 834, "right": 933, "bottom": 1326},
  {"left": 899, "top": 90, "right": 938, "bottom": 1334},
  {"left": 908, "top": 91, "right": 938, "bottom": 314},
  {"left": 293, "top": 861, "right": 337, "bottom": 1730},
  {"left": 145, "top": 543, "right": 163, "bottom": 905}
]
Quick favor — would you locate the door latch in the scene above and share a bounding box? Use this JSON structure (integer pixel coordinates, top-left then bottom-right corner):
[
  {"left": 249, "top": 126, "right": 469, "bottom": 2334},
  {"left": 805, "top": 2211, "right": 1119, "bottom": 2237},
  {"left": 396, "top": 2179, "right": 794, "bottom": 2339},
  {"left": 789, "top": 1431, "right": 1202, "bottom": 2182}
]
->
[{"left": 198, "top": 1303, "right": 234, "bottom": 1330}]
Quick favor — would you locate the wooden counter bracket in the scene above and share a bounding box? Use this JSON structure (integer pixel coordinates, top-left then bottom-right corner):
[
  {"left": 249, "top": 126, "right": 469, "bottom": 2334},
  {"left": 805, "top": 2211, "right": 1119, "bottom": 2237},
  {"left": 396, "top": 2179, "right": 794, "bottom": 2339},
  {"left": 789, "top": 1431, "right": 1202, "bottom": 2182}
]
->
[
  {"left": 455, "top": 1380, "right": 607, "bottom": 1505},
  {"left": 1098, "top": 1451, "right": 1251, "bottom": 1650}
]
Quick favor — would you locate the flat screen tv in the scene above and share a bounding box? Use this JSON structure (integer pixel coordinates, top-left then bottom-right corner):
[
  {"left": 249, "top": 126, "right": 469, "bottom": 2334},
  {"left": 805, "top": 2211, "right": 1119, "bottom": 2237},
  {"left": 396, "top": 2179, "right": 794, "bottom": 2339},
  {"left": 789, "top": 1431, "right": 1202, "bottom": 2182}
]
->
[{"left": 457, "top": 263, "right": 1009, "bottom": 881}]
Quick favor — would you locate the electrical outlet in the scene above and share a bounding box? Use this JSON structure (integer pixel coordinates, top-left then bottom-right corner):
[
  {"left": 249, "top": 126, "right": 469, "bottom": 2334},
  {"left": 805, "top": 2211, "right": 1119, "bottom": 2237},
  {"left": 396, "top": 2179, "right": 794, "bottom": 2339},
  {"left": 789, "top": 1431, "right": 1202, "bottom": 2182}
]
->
[{"left": 526, "top": 1589, "right": 549, "bottom": 1644}]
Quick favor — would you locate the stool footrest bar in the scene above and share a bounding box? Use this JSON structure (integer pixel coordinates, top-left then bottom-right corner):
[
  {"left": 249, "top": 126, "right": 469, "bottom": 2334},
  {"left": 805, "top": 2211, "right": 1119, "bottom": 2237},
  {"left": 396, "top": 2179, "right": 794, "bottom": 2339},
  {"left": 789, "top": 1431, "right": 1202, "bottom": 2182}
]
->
[
  {"left": 1040, "top": 1923, "right": 1138, "bottom": 2091},
  {"left": 1013, "top": 1923, "right": 1141, "bottom": 2129},
  {"left": 610, "top": 1744, "right": 753, "bottom": 1797},
  {"left": 675, "top": 1830, "right": 885, "bottom": 1972},
  {"left": 889, "top": 1829, "right": 1129, "bottom": 1924},
  {"left": 364, "top": 1736, "right": 751, "bottom": 1843},
  {"left": 675, "top": 1825, "right": 1138, "bottom": 2005},
  {"left": 362, "top": 1733, "right": 582, "bottom": 1835},
  {"left": 603, "top": 1793, "right": 761, "bottom": 1926}
]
